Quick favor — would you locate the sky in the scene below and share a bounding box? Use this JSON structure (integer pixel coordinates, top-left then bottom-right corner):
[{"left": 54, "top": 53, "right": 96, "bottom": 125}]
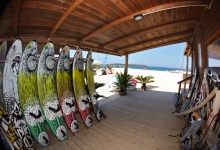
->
[
  {"left": 67, "top": 42, "right": 220, "bottom": 68},
  {"left": 69, "top": 42, "right": 189, "bottom": 69}
]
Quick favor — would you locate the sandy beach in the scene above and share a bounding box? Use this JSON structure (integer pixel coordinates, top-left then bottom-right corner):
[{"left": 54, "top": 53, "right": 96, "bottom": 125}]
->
[{"left": 94, "top": 68, "right": 187, "bottom": 97}]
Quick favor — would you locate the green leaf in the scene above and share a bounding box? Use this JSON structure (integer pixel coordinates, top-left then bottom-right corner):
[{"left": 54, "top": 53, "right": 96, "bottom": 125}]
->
[{"left": 135, "top": 75, "right": 155, "bottom": 84}]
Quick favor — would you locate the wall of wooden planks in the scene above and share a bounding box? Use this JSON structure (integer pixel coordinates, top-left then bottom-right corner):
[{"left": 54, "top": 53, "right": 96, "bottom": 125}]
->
[{"left": 193, "top": 0, "right": 220, "bottom": 83}]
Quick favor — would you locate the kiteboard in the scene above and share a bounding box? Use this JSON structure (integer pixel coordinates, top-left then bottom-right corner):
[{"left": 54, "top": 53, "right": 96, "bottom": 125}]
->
[
  {"left": 18, "top": 41, "right": 49, "bottom": 147},
  {"left": 85, "top": 50, "right": 101, "bottom": 122},
  {"left": 72, "top": 49, "right": 92, "bottom": 128},
  {"left": 0, "top": 42, "right": 23, "bottom": 150},
  {"left": 3, "top": 39, "right": 35, "bottom": 149},
  {"left": 56, "top": 46, "right": 78, "bottom": 135},
  {"left": 37, "top": 42, "right": 66, "bottom": 141}
]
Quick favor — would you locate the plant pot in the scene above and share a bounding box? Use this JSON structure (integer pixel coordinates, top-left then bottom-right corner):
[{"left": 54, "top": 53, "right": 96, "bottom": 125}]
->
[
  {"left": 119, "top": 91, "right": 126, "bottom": 96},
  {"left": 141, "top": 85, "right": 147, "bottom": 91}
]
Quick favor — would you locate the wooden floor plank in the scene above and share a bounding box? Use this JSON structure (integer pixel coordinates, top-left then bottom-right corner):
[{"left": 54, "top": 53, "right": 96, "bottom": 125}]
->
[
  {"left": 89, "top": 127, "right": 130, "bottom": 150},
  {"left": 85, "top": 130, "right": 119, "bottom": 150},
  {"left": 91, "top": 125, "right": 144, "bottom": 150},
  {"left": 76, "top": 132, "right": 104, "bottom": 150},
  {"left": 100, "top": 119, "right": 180, "bottom": 149},
  {"left": 60, "top": 141, "right": 73, "bottom": 150},
  {"left": 70, "top": 136, "right": 93, "bottom": 150},
  {"left": 65, "top": 138, "right": 82, "bottom": 150}
]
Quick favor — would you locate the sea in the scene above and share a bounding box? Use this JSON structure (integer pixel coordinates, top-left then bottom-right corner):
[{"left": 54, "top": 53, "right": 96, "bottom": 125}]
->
[{"left": 112, "top": 65, "right": 187, "bottom": 72}]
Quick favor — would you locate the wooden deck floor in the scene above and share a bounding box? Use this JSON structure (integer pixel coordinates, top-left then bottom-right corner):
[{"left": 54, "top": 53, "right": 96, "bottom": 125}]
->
[{"left": 36, "top": 90, "right": 185, "bottom": 150}]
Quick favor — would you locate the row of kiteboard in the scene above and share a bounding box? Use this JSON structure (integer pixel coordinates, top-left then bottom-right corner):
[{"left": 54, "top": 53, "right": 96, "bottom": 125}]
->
[{"left": 0, "top": 39, "right": 104, "bottom": 150}]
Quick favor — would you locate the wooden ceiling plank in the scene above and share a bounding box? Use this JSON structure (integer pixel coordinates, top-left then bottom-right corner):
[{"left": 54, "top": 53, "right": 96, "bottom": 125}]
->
[
  {"left": 110, "top": 0, "right": 133, "bottom": 15},
  {"left": 21, "top": 1, "right": 67, "bottom": 13},
  {"left": 14, "top": 0, "right": 23, "bottom": 38},
  {"left": 75, "top": 6, "right": 110, "bottom": 25},
  {"left": 79, "top": 3, "right": 115, "bottom": 23},
  {"left": 101, "top": 0, "right": 127, "bottom": 17},
  {"left": 79, "top": 1, "right": 206, "bottom": 42},
  {"left": 104, "top": 20, "right": 197, "bottom": 48},
  {"left": 121, "top": 38, "right": 190, "bottom": 55},
  {"left": 123, "top": 0, "right": 138, "bottom": 12},
  {"left": 118, "top": 31, "right": 192, "bottom": 53},
  {"left": 48, "top": 0, "right": 83, "bottom": 38}
]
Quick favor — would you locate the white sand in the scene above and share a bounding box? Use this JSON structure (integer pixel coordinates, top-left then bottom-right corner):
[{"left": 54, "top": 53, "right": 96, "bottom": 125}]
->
[{"left": 94, "top": 68, "right": 187, "bottom": 97}]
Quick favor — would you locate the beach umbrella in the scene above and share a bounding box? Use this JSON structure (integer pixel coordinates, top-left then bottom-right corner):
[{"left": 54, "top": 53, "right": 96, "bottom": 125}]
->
[{"left": 93, "top": 60, "right": 102, "bottom": 64}]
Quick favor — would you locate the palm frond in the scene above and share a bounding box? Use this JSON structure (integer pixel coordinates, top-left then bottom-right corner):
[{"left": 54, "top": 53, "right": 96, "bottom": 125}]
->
[
  {"left": 95, "top": 82, "right": 105, "bottom": 89},
  {"left": 113, "top": 72, "right": 133, "bottom": 92},
  {"left": 135, "top": 75, "right": 155, "bottom": 84}
]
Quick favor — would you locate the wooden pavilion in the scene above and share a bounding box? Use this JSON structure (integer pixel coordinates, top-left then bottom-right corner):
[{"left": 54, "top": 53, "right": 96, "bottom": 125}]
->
[{"left": 1, "top": 0, "right": 220, "bottom": 149}]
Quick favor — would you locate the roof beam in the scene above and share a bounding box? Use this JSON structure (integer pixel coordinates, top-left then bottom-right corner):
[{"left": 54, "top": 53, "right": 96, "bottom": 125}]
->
[
  {"left": 69, "top": 44, "right": 121, "bottom": 56},
  {"left": 79, "top": 1, "right": 206, "bottom": 42},
  {"left": 121, "top": 38, "right": 190, "bottom": 55},
  {"left": 118, "top": 31, "right": 193, "bottom": 53},
  {"left": 48, "top": 0, "right": 83, "bottom": 38},
  {"left": 104, "top": 20, "right": 197, "bottom": 49},
  {"left": 14, "top": 0, "right": 23, "bottom": 38}
]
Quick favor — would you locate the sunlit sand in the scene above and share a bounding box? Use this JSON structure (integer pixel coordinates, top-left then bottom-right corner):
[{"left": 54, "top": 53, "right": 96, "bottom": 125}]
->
[{"left": 94, "top": 68, "right": 187, "bottom": 98}]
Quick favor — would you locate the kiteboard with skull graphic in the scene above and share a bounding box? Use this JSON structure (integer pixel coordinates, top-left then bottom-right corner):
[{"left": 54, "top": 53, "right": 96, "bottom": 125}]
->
[
  {"left": 56, "top": 46, "right": 78, "bottom": 135},
  {"left": 18, "top": 40, "right": 50, "bottom": 147},
  {"left": 37, "top": 42, "right": 66, "bottom": 141},
  {"left": 3, "top": 39, "right": 34, "bottom": 149},
  {"left": 72, "top": 49, "right": 92, "bottom": 128},
  {"left": 85, "top": 50, "right": 102, "bottom": 121}
]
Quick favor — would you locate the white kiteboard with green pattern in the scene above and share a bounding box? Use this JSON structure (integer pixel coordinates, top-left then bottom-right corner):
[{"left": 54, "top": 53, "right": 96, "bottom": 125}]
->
[
  {"left": 18, "top": 40, "right": 49, "bottom": 147},
  {"left": 37, "top": 42, "right": 66, "bottom": 141},
  {"left": 85, "top": 50, "right": 101, "bottom": 121}
]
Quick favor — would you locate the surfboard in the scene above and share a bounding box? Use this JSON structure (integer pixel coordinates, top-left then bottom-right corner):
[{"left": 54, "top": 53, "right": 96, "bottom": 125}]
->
[
  {"left": 72, "top": 49, "right": 92, "bottom": 128},
  {"left": 37, "top": 42, "right": 66, "bottom": 141},
  {"left": 0, "top": 41, "right": 23, "bottom": 150},
  {"left": 85, "top": 50, "right": 101, "bottom": 121},
  {"left": 0, "top": 41, "right": 13, "bottom": 150},
  {"left": 3, "top": 39, "right": 34, "bottom": 149},
  {"left": 18, "top": 40, "right": 49, "bottom": 147},
  {"left": 56, "top": 46, "right": 78, "bottom": 135}
]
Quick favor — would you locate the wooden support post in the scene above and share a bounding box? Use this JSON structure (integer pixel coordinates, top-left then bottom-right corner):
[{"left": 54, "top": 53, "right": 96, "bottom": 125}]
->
[
  {"left": 124, "top": 54, "right": 128, "bottom": 74},
  {"left": 184, "top": 55, "right": 189, "bottom": 92},
  {"left": 189, "top": 44, "right": 194, "bottom": 88},
  {"left": 176, "top": 82, "right": 182, "bottom": 107}
]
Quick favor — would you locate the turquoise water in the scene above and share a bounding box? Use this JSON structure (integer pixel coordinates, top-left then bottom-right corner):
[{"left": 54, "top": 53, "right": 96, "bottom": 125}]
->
[{"left": 112, "top": 65, "right": 186, "bottom": 72}]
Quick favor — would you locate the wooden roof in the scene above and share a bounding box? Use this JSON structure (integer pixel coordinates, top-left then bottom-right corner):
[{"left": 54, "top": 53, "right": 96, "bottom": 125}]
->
[{"left": 0, "top": 0, "right": 212, "bottom": 56}]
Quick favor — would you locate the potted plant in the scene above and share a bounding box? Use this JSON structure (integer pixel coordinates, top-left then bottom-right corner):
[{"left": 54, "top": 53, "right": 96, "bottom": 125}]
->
[
  {"left": 135, "top": 75, "right": 155, "bottom": 91},
  {"left": 113, "top": 72, "right": 133, "bottom": 96}
]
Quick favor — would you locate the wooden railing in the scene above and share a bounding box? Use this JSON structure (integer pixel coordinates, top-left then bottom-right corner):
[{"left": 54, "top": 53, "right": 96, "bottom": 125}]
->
[{"left": 175, "top": 75, "right": 194, "bottom": 107}]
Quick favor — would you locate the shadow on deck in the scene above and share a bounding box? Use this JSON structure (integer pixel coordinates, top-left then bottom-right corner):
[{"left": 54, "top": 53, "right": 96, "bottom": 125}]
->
[{"left": 37, "top": 90, "right": 185, "bottom": 150}]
